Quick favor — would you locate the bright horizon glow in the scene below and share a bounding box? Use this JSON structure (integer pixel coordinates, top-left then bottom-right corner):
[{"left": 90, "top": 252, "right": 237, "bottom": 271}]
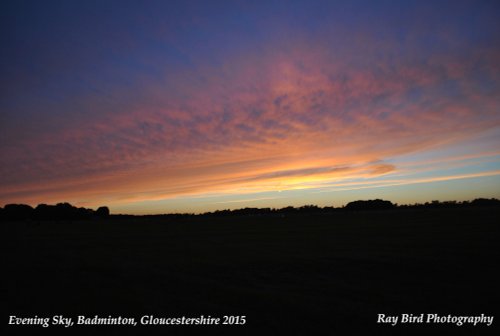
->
[{"left": 1, "top": 1, "right": 499, "bottom": 214}]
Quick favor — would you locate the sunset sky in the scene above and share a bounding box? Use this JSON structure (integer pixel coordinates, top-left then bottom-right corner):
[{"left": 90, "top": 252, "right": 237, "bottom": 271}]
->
[{"left": 1, "top": 0, "right": 499, "bottom": 214}]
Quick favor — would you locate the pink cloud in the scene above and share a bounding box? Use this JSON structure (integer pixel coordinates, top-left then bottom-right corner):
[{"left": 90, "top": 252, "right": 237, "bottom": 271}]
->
[{"left": 1, "top": 33, "right": 499, "bottom": 209}]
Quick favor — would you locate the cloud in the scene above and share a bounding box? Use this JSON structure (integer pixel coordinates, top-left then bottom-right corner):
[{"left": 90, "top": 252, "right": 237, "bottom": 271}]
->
[
  {"left": 313, "top": 170, "right": 500, "bottom": 194},
  {"left": 1, "top": 7, "right": 499, "bottom": 210}
]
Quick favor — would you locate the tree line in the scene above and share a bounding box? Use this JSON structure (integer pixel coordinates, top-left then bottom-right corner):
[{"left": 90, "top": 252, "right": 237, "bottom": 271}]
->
[
  {"left": 1, "top": 198, "right": 499, "bottom": 221},
  {"left": 0, "top": 203, "right": 109, "bottom": 221},
  {"left": 202, "top": 198, "right": 500, "bottom": 217}
]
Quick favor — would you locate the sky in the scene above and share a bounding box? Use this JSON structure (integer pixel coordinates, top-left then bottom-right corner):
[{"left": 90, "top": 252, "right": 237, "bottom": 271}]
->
[{"left": 1, "top": 0, "right": 499, "bottom": 214}]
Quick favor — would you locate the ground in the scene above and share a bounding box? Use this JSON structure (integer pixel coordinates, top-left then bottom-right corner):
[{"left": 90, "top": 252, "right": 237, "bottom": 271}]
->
[{"left": 3, "top": 207, "right": 500, "bottom": 335}]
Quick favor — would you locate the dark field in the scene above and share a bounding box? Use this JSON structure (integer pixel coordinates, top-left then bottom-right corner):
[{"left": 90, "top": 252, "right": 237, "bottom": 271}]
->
[{"left": 3, "top": 208, "right": 500, "bottom": 335}]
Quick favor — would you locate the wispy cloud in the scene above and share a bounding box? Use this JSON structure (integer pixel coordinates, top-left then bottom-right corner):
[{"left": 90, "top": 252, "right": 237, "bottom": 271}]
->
[{"left": 313, "top": 170, "right": 500, "bottom": 194}]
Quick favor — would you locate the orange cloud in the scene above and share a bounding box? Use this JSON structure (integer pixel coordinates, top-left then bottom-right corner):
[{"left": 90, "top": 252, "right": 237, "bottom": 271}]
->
[{"left": 1, "top": 35, "right": 499, "bottom": 211}]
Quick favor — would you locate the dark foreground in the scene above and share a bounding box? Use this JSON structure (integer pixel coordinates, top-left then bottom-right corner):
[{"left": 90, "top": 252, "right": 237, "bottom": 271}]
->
[{"left": 3, "top": 208, "right": 500, "bottom": 335}]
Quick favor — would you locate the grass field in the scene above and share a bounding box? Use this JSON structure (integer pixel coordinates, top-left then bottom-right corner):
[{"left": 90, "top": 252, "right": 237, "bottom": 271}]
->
[{"left": 4, "top": 207, "right": 500, "bottom": 335}]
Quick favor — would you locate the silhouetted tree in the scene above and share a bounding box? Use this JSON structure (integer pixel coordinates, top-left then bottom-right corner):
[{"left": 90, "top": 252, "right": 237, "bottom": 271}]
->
[
  {"left": 470, "top": 198, "right": 500, "bottom": 207},
  {"left": 55, "top": 202, "right": 78, "bottom": 220},
  {"left": 33, "top": 203, "right": 103, "bottom": 221},
  {"left": 77, "top": 207, "right": 94, "bottom": 220},
  {"left": 277, "top": 206, "right": 297, "bottom": 214},
  {"left": 33, "top": 204, "right": 57, "bottom": 221},
  {"left": 345, "top": 199, "right": 394, "bottom": 211},
  {"left": 3, "top": 204, "right": 34, "bottom": 220},
  {"left": 298, "top": 205, "right": 319, "bottom": 213},
  {"left": 96, "top": 206, "right": 110, "bottom": 218}
]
